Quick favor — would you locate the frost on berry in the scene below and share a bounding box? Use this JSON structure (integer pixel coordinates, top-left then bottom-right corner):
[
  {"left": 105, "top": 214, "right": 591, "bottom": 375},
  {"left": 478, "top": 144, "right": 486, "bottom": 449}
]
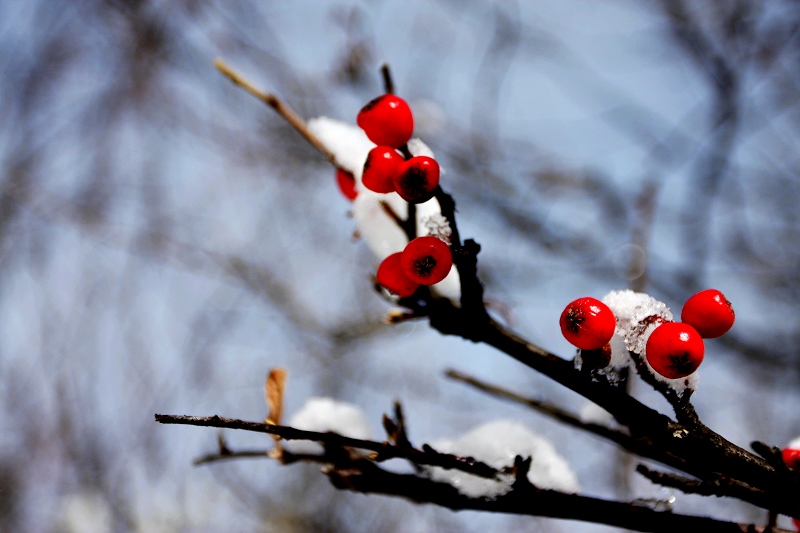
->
[{"left": 420, "top": 213, "right": 452, "bottom": 245}]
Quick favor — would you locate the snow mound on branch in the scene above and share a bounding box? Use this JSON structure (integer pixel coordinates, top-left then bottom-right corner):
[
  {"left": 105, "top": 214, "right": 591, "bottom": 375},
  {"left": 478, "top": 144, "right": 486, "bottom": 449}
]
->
[
  {"left": 602, "top": 290, "right": 698, "bottom": 394},
  {"left": 351, "top": 192, "right": 409, "bottom": 261},
  {"left": 308, "top": 117, "right": 374, "bottom": 181},
  {"left": 284, "top": 397, "right": 371, "bottom": 455},
  {"left": 579, "top": 402, "right": 616, "bottom": 427},
  {"left": 427, "top": 420, "right": 580, "bottom": 499}
]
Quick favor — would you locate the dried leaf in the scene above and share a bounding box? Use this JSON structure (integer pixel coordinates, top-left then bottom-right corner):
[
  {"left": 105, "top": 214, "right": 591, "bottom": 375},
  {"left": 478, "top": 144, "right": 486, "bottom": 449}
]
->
[{"left": 265, "top": 368, "right": 287, "bottom": 426}]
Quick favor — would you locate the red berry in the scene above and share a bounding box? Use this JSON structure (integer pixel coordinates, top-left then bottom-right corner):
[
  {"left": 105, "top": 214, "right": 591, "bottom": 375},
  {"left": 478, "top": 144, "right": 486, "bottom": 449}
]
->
[
  {"left": 394, "top": 156, "right": 440, "bottom": 204},
  {"left": 362, "top": 146, "right": 403, "bottom": 194},
  {"left": 400, "top": 236, "right": 452, "bottom": 285},
  {"left": 681, "top": 289, "right": 735, "bottom": 338},
  {"left": 793, "top": 517, "right": 800, "bottom": 531},
  {"left": 645, "top": 322, "right": 705, "bottom": 379},
  {"left": 559, "top": 297, "right": 616, "bottom": 351},
  {"left": 376, "top": 252, "right": 419, "bottom": 298},
  {"left": 335, "top": 169, "right": 357, "bottom": 201},
  {"left": 357, "top": 94, "right": 414, "bottom": 148},
  {"left": 783, "top": 447, "right": 800, "bottom": 470}
]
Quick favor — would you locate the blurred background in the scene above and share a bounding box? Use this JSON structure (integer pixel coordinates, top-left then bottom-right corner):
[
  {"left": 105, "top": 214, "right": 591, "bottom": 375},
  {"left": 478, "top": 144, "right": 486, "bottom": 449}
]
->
[{"left": 1, "top": 1, "right": 799, "bottom": 531}]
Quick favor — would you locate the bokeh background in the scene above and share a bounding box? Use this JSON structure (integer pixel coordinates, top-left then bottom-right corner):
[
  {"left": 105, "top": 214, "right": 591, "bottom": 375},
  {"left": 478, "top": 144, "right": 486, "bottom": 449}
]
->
[{"left": 2, "top": 1, "right": 800, "bottom": 531}]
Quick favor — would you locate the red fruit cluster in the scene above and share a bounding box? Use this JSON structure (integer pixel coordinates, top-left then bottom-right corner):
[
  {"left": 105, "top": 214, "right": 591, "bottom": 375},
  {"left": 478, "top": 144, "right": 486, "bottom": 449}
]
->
[
  {"left": 559, "top": 297, "right": 616, "bottom": 351},
  {"left": 376, "top": 236, "right": 452, "bottom": 297},
  {"left": 356, "top": 94, "right": 440, "bottom": 203},
  {"left": 644, "top": 289, "right": 735, "bottom": 380}
]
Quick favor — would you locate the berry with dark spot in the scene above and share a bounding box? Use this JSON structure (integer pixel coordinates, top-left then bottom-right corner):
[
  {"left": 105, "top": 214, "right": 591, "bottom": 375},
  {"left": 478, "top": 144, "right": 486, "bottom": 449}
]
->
[
  {"left": 400, "top": 236, "right": 452, "bottom": 285},
  {"left": 681, "top": 289, "right": 735, "bottom": 339},
  {"left": 376, "top": 252, "right": 419, "bottom": 298},
  {"left": 559, "top": 297, "right": 616, "bottom": 351},
  {"left": 335, "top": 169, "right": 358, "bottom": 200},
  {"left": 362, "top": 146, "right": 404, "bottom": 194},
  {"left": 645, "top": 322, "right": 705, "bottom": 379},
  {"left": 357, "top": 94, "right": 414, "bottom": 148},
  {"left": 394, "top": 156, "right": 440, "bottom": 204}
]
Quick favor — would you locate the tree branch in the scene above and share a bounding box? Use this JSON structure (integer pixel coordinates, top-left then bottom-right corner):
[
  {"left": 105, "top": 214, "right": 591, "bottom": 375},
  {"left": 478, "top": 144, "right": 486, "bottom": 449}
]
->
[
  {"left": 214, "top": 58, "right": 341, "bottom": 169},
  {"left": 155, "top": 414, "right": 499, "bottom": 479}
]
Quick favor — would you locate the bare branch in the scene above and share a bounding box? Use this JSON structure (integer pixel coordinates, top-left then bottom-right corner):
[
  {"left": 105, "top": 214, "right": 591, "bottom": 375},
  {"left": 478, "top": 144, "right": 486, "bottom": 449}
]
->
[
  {"left": 155, "top": 413, "right": 499, "bottom": 478},
  {"left": 214, "top": 58, "right": 341, "bottom": 168}
]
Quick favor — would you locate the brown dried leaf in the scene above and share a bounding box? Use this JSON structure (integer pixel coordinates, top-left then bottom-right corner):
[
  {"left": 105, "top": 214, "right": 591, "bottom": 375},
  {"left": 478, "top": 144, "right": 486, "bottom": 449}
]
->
[{"left": 265, "top": 367, "right": 287, "bottom": 426}]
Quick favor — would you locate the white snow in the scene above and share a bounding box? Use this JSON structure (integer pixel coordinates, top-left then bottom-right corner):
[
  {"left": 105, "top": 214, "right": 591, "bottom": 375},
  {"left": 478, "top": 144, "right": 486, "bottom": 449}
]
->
[
  {"left": 284, "top": 397, "right": 372, "bottom": 455},
  {"left": 602, "top": 290, "right": 673, "bottom": 355},
  {"left": 787, "top": 436, "right": 800, "bottom": 450},
  {"left": 579, "top": 402, "right": 616, "bottom": 427},
  {"left": 307, "top": 117, "right": 375, "bottom": 180},
  {"left": 427, "top": 420, "right": 580, "bottom": 499},
  {"left": 351, "top": 192, "right": 409, "bottom": 260}
]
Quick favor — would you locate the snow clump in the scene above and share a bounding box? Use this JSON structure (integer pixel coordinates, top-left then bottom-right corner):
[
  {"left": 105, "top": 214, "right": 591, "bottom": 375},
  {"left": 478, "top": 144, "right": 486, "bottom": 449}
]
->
[
  {"left": 284, "top": 397, "right": 372, "bottom": 455},
  {"left": 427, "top": 420, "right": 580, "bottom": 499},
  {"left": 602, "top": 290, "right": 698, "bottom": 394}
]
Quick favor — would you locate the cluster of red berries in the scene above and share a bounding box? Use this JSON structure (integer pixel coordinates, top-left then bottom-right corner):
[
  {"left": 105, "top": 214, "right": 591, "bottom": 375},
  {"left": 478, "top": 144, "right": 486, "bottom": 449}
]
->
[
  {"left": 335, "top": 94, "right": 441, "bottom": 204},
  {"left": 559, "top": 289, "right": 735, "bottom": 380},
  {"left": 358, "top": 95, "right": 440, "bottom": 203},
  {"left": 376, "top": 236, "right": 453, "bottom": 298}
]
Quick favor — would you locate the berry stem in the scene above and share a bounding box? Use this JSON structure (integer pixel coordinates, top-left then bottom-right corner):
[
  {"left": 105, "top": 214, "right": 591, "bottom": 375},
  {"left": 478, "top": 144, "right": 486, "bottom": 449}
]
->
[
  {"left": 214, "top": 58, "right": 341, "bottom": 170},
  {"left": 380, "top": 63, "right": 395, "bottom": 95},
  {"left": 399, "top": 143, "right": 413, "bottom": 160}
]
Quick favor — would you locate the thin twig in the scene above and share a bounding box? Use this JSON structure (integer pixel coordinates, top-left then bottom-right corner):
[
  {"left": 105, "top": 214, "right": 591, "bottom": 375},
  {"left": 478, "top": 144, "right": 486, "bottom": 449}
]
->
[
  {"left": 194, "top": 449, "right": 269, "bottom": 466},
  {"left": 380, "top": 64, "right": 395, "bottom": 94},
  {"left": 214, "top": 58, "right": 340, "bottom": 168},
  {"left": 155, "top": 413, "right": 499, "bottom": 478}
]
